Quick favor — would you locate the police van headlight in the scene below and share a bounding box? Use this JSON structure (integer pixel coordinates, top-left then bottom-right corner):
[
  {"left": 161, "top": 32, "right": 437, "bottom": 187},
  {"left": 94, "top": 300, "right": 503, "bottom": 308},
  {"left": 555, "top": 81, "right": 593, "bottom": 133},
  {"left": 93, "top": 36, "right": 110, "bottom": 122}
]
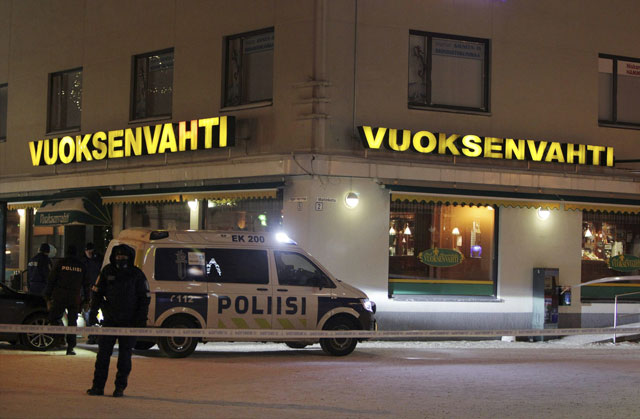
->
[{"left": 361, "top": 298, "right": 375, "bottom": 313}]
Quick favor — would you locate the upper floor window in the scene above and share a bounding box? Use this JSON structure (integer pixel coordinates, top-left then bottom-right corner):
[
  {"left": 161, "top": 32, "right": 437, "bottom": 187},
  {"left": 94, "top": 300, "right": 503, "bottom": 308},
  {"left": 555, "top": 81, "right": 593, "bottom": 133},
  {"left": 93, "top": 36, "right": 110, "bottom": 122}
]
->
[
  {"left": 0, "top": 83, "right": 7, "bottom": 141},
  {"left": 409, "top": 31, "right": 489, "bottom": 113},
  {"left": 48, "top": 68, "right": 82, "bottom": 132},
  {"left": 224, "top": 28, "right": 274, "bottom": 107},
  {"left": 131, "top": 48, "right": 174, "bottom": 120},
  {"left": 599, "top": 54, "right": 640, "bottom": 128}
]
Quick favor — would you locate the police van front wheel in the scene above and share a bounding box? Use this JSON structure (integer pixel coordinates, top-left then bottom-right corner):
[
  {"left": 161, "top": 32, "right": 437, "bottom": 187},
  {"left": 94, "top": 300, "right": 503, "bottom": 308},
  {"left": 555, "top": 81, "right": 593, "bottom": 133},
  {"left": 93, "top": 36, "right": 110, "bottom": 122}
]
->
[
  {"left": 320, "top": 316, "right": 358, "bottom": 356},
  {"left": 158, "top": 317, "right": 199, "bottom": 358}
]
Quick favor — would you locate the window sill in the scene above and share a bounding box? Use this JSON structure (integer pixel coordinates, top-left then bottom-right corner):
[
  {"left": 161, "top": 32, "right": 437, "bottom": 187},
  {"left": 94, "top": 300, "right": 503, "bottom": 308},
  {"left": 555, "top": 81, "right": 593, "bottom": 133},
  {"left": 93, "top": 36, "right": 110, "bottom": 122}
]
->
[
  {"left": 221, "top": 101, "right": 273, "bottom": 112},
  {"left": 129, "top": 115, "right": 172, "bottom": 125},
  {"left": 598, "top": 122, "right": 640, "bottom": 131},
  {"left": 46, "top": 127, "right": 81, "bottom": 136},
  {"left": 390, "top": 295, "right": 502, "bottom": 303},
  {"left": 409, "top": 104, "right": 491, "bottom": 117}
]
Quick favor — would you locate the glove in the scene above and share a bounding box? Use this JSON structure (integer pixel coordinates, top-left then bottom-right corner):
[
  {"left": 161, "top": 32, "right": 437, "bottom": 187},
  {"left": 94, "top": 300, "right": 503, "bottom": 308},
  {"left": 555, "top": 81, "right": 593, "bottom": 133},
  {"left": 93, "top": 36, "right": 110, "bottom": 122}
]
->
[{"left": 87, "top": 312, "right": 98, "bottom": 327}]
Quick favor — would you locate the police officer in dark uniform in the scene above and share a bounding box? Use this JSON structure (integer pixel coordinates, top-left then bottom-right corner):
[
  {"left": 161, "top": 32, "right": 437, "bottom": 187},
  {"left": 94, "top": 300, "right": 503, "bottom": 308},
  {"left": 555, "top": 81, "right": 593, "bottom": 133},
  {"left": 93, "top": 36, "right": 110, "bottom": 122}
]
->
[
  {"left": 86, "top": 244, "right": 150, "bottom": 398},
  {"left": 44, "top": 245, "right": 90, "bottom": 355},
  {"left": 80, "top": 242, "right": 103, "bottom": 344},
  {"left": 27, "top": 243, "right": 52, "bottom": 295}
]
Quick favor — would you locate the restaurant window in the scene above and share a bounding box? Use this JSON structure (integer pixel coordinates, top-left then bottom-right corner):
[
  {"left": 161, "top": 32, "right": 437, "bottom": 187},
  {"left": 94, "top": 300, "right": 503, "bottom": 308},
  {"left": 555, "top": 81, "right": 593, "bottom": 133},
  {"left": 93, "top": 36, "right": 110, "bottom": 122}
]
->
[
  {"left": 598, "top": 55, "right": 640, "bottom": 128},
  {"left": 224, "top": 28, "right": 274, "bottom": 107},
  {"left": 125, "top": 202, "right": 189, "bottom": 230},
  {"left": 409, "top": 31, "right": 489, "bottom": 112},
  {"left": 389, "top": 200, "right": 496, "bottom": 297},
  {"left": 5, "top": 209, "right": 20, "bottom": 272},
  {"left": 581, "top": 212, "right": 640, "bottom": 302},
  {"left": 204, "top": 196, "right": 282, "bottom": 232},
  {"left": 131, "top": 49, "right": 174, "bottom": 120},
  {"left": 0, "top": 83, "right": 7, "bottom": 141},
  {"left": 48, "top": 68, "right": 82, "bottom": 132}
]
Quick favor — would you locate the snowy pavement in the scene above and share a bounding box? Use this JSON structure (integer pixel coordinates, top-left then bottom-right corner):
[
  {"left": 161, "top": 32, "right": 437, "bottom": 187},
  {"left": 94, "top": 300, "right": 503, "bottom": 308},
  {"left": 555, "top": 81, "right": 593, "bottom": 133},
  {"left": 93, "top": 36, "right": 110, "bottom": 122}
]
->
[{"left": 1, "top": 338, "right": 640, "bottom": 418}]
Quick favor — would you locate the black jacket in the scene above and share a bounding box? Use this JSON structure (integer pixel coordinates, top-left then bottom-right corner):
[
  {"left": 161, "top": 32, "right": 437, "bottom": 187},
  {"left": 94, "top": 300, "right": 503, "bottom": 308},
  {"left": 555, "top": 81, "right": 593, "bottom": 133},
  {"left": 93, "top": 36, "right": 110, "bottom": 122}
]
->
[
  {"left": 90, "top": 244, "right": 150, "bottom": 327},
  {"left": 27, "top": 252, "right": 51, "bottom": 295},
  {"left": 81, "top": 252, "right": 103, "bottom": 286},
  {"left": 44, "top": 255, "right": 89, "bottom": 305}
]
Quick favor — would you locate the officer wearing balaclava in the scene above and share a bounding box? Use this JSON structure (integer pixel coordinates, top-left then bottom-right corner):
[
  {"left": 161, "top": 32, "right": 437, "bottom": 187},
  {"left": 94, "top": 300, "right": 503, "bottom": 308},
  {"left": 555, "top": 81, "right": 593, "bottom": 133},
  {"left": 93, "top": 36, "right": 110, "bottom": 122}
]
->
[{"left": 86, "top": 244, "right": 150, "bottom": 398}]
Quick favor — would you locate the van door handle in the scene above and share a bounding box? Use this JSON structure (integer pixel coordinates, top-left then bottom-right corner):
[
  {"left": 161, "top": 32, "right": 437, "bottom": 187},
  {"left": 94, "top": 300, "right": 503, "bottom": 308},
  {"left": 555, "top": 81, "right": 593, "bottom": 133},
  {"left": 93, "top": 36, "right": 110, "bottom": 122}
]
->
[
  {"left": 277, "top": 288, "right": 288, "bottom": 292},
  {"left": 256, "top": 288, "right": 269, "bottom": 291}
]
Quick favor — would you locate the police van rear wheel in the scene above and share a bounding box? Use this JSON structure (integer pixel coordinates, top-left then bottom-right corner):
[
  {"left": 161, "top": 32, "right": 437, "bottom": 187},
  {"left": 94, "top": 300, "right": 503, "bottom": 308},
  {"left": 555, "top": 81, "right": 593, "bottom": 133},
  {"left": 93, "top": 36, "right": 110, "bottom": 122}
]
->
[
  {"left": 320, "top": 316, "right": 358, "bottom": 356},
  {"left": 158, "top": 317, "right": 198, "bottom": 358}
]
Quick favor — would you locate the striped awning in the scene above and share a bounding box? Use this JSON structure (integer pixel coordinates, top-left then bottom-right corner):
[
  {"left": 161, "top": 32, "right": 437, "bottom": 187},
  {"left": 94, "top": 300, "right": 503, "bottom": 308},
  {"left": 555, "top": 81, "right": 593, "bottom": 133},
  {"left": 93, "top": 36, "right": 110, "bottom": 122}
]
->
[
  {"left": 391, "top": 193, "right": 561, "bottom": 210},
  {"left": 564, "top": 203, "right": 640, "bottom": 214},
  {"left": 181, "top": 189, "right": 278, "bottom": 201},
  {"left": 102, "top": 188, "right": 278, "bottom": 205},
  {"left": 7, "top": 201, "right": 42, "bottom": 211},
  {"left": 102, "top": 193, "right": 182, "bottom": 205}
]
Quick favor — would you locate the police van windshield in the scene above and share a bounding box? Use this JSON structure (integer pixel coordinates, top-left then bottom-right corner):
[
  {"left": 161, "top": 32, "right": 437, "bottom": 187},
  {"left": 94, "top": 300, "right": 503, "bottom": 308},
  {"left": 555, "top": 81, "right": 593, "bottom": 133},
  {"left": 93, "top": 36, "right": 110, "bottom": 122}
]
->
[{"left": 274, "top": 251, "right": 334, "bottom": 288}]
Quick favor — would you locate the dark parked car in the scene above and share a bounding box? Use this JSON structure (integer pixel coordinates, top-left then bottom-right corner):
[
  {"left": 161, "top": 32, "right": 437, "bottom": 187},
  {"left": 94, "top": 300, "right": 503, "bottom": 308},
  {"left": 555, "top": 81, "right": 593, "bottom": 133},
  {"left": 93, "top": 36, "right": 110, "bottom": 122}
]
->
[{"left": 0, "top": 281, "right": 60, "bottom": 350}]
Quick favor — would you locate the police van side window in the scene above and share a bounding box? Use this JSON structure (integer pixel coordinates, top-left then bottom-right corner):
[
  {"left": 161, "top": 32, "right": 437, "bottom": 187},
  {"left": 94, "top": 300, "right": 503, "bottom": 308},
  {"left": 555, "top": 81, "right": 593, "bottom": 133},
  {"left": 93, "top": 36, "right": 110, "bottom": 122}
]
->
[
  {"left": 205, "top": 249, "right": 268, "bottom": 284},
  {"left": 155, "top": 248, "right": 207, "bottom": 282},
  {"left": 274, "top": 251, "right": 334, "bottom": 288}
]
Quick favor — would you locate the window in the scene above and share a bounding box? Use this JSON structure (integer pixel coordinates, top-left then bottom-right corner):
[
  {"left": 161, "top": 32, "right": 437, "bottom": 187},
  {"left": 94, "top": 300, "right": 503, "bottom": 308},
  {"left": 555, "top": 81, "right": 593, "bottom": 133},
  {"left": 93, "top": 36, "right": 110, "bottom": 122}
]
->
[
  {"left": 124, "top": 202, "right": 190, "bottom": 230},
  {"left": 155, "top": 248, "right": 206, "bottom": 282},
  {"left": 388, "top": 201, "right": 496, "bottom": 297},
  {"left": 581, "top": 212, "right": 640, "bottom": 302},
  {"left": 204, "top": 196, "right": 282, "bottom": 232},
  {"left": 205, "top": 249, "right": 269, "bottom": 284},
  {"left": 0, "top": 83, "right": 7, "bottom": 141},
  {"left": 131, "top": 49, "right": 174, "bottom": 120},
  {"left": 5, "top": 209, "right": 20, "bottom": 270},
  {"left": 409, "top": 31, "right": 489, "bottom": 112},
  {"left": 224, "top": 28, "right": 274, "bottom": 107},
  {"left": 274, "top": 251, "right": 333, "bottom": 288},
  {"left": 48, "top": 68, "right": 82, "bottom": 132},
  {"left": 599, "top": 54, "right": 640, "bottom": 128}
]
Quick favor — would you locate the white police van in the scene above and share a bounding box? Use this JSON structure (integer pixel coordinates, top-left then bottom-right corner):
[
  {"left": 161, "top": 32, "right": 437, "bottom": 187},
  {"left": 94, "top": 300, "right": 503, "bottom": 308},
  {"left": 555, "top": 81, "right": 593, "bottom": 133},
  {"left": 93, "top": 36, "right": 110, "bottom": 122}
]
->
[{"left": 103, "top": 228, "right": 376, "bottom": 358}]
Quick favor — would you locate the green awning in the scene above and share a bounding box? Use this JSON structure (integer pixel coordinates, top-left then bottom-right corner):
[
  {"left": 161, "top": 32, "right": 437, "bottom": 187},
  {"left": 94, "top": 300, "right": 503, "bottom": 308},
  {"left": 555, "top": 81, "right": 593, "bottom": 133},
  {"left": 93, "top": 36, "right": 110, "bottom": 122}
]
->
[{"left": 35, "top": 192, "right": 111, "bottom": 226}]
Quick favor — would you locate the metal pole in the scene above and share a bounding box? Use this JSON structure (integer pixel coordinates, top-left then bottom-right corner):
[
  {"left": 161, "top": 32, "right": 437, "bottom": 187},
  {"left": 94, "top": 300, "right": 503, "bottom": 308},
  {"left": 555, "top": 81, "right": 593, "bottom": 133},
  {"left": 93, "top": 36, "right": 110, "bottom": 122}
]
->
[{"left": 614, "top": 294, "right": 618, "bottom": 344}]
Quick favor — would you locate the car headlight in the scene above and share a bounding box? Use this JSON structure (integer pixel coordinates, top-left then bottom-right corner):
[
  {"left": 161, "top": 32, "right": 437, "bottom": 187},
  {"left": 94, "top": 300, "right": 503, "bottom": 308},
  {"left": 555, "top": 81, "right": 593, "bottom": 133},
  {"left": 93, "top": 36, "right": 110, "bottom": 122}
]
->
[{"left": 361, "top": 298, "right": 374, "bottom": 313}]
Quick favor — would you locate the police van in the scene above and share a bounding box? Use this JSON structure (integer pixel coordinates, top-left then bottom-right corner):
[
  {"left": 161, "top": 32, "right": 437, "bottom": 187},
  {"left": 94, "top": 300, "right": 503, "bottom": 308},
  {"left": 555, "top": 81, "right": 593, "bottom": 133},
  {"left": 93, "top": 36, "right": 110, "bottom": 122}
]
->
[{"left": 103, "top": 228, "right": 376, "bottom": 358}]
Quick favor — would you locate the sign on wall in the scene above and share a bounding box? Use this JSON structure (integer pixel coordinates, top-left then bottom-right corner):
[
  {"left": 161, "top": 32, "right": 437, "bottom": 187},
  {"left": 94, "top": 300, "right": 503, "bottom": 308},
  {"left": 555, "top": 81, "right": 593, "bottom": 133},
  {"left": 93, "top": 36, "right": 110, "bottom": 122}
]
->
[
  {"left": 358, "top": 125, "right": 614, "bottom": 167},
  {"left": 29, "top": 116, "right": 235, "bottom": 166}
]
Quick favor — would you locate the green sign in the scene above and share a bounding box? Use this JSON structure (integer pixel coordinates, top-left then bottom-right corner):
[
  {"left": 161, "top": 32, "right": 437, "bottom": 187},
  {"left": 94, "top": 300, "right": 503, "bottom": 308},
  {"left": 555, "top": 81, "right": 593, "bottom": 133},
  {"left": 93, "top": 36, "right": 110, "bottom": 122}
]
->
[
  {"left": 417, "top": 247, "right": 464, "bottom": 267},
  {"left": 609, "top": 254, "right": 640, "bottom": 272}
]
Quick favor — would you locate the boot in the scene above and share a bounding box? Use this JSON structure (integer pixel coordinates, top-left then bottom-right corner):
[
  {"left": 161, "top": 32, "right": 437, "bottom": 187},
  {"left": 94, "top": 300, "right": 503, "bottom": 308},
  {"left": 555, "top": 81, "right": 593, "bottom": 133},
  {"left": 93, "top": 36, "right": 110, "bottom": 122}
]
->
[
  {"left": 86, "top": 388, "right": 104, "bottom": 396},
  {"left": 113, "top": 388, "right": 125, "bottom": 397}
]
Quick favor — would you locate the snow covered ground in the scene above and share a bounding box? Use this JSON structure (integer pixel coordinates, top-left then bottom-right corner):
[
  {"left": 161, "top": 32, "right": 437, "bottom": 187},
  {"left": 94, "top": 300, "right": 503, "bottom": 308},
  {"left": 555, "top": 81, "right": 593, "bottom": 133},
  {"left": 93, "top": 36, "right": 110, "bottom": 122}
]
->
[{"left": 1, "top": 338, "right": 640, "bottom": 418}]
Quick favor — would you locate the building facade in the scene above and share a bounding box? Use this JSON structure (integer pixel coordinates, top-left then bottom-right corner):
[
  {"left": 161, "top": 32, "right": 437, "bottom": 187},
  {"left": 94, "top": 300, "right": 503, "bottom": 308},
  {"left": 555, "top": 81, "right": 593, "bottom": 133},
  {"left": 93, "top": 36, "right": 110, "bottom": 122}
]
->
[{"left": 1, "top": 0, "right": 640, "bottom": 331}]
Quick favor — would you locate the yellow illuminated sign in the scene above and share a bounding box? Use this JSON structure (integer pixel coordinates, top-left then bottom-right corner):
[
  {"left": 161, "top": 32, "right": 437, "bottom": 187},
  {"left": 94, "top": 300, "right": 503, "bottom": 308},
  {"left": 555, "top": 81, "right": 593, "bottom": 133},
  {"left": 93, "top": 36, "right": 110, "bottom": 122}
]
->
[
  {"left": 29, "top": 116, "right": 235, "bottom": 166},
  {"left": 358, "top": 126, "right": 614, "bottom": 167}
]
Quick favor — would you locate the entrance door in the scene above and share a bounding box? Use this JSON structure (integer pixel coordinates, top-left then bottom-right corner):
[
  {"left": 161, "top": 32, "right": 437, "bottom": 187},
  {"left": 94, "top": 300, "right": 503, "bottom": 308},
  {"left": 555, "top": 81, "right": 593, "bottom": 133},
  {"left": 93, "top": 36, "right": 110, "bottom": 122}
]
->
[{"left": 272, "top": 250, "right": 334, "bottom": 330}]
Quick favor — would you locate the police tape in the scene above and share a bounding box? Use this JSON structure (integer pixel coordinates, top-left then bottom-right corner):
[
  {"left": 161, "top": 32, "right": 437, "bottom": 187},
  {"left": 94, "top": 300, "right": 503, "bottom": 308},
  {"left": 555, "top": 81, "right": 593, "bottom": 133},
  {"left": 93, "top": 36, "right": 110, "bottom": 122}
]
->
[{"left": 2, "top": 324, "right": 640, "bottom": 340}]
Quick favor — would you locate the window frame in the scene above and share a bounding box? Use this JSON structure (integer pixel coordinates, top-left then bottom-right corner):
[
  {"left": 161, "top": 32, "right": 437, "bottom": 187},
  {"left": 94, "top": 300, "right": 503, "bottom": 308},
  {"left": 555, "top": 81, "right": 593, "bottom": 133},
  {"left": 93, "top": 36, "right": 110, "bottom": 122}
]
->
[
  {"left": 408, "top": 30, "right": 490, "bottom": 114},
  {"left": 0, "top": 83, "right": 7, "bottom": 142},
  {"left": 388, "top": 201, "right": 500, "bottom": 300},
  {"left": 222, "top": 27, "right": 274, "bottom": 109},
  {"left": 598, "top": 53, "right": 640, "bottom": 130},
  {"left": 47, "top": 67, "right": 83, "bottom": 133},
  {"left": 130, "top": 48, "right": 174, "bottom": 121}
]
